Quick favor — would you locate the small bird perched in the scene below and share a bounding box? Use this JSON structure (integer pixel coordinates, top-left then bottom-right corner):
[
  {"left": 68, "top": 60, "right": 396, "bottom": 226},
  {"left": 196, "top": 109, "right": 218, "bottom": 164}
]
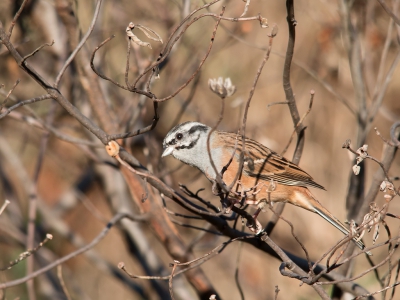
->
[{"left": 162, "top": 121, "right": 368, "bottom": 253}]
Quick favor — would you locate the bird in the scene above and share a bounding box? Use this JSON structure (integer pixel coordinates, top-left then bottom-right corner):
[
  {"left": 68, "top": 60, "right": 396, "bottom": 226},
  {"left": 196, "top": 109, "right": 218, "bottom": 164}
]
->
[{"left": 162, "top": 121, "right": 369, "bottom": 253}]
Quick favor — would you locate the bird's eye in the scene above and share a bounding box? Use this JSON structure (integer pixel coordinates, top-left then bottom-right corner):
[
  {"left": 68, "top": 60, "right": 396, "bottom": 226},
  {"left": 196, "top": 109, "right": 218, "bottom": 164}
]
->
[{"left": 176, "top": 133, "right": 183, "bottom": 140}]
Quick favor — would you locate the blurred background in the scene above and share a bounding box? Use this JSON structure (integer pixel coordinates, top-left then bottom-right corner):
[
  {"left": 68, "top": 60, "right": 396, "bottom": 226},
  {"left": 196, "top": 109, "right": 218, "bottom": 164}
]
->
[{"left": 0, "top": 0, "right": 400, "bottom": 299}]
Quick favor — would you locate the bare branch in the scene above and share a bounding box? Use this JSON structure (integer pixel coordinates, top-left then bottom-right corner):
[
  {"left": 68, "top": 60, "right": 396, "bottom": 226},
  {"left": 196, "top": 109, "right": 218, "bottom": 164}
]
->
[{"left": 55, "top": 0, "right": 103, "bottom": 87}]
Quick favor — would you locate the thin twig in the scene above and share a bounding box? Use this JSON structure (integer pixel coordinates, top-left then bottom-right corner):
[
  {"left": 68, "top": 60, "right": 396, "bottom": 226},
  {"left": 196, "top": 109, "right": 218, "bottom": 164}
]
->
[
  {"left": 234, "top": 234, "right": 245, "bottom": 300},
  {"left": 57, "top": 265, "right": 72, "bottom": 300},
  {"left": 280, "top": 90, "right": 314, "bottom": 156},
  {"left": 171, "top": 73, "right": 201, "bottom": 126},
  {"left": 106, "top": 102, "right": 159, "bottom": 141},
  {"left": 155, "top": 11, "right": 226, "bottom": 102},
  {"left": 390, "top": 121, "right": 400, "bottom": 148},
  {"left": 22, "top": 40, "right": 54, "bottom": 62},
  {"left": 266, "top": 101, "right": 289, "bottom": 110},
  {"left": 0, "top": 94, "right": 52, "bottom": 119},
  {"left": 0, "top": 213, "right": 141, "bottom": 288},
  {"left": 0, "top": 79, "right": 20, "bottom": 111},
  {"left": 55, "top": 0, "right": 103, "bottom": 86},
  {"left": 377, "top": 0, "right": 400, "bottom": 27},
  {"left": 0, "top": 234, "right": 53, "bottom": 271},
  {"left": 227, "top": 25, "right": 277, "bottom": 192},
  {"left": 269, "top": 206, "right": 312, "bottom": 269},
  {"left": 0, "top": 200, "right": 10, "bottom": 216},
  {"left": 169, "top": 262, "right": 178, "bottom": 300},
  {"left": 274, "top": 286, "right": 280, "bottom": 300},
  {"left": 8, "top": 0, "right": 29, "bottom": 37},
  {"left": 266, "top": 0, "right": 301, "bottom": 235}
]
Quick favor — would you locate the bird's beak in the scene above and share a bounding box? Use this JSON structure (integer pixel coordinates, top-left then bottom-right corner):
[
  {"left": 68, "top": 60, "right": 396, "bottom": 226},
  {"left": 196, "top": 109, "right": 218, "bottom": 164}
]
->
[{"left": 161, "top": 146, "right": 174, "bottom": 157}]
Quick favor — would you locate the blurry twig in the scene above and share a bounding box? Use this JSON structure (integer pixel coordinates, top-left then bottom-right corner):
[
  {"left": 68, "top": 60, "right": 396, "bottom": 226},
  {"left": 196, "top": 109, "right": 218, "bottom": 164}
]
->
[
  {"left": 259, "top": 232, "right": 330, "bottom": 299},
  {"left": 0, "top": 200, "right": 10, "bottom": 216},
  {"left": 179, "top": 185, "right": 220, "bottom": 213},
  {"left": 90, "top": 35, "right": 151, "bottom": 97},
  {"left": 368, "top": 51, "right": 400, "bottom": 126},
  {"left": 280, "top": 90, "right": 314, "bottom": 157},
  {"left": 266, "top": 0, "right": 301, "bottom": 235},
  {"left": 0, "top": 213, "right": 142, "bottom": 288},
  {"left": 171, "top": 73, "right": 201, "bottom": 126},
  {"left": 6, "top": 110, "right": 101, "bottom": 147},
  {"left": 169, "top": 261, "right": 178, "bottom": 300},
  {"left": 75, "top": 190, "right": 110, "bottom": 223},
  {"left": 120, "top": 237, "right": 247, "bottom": 281},
  {"left": 22, "top": 40, "right": 54, "bottom": 62},
  {"left": 312, "top": 234, "right": 400, "bottom": 285},
  {"left": 354, "top": 280, "right": 400, "bottom": 300},
  {"left": 377, "top": 0, "right": 400, "bottom": 26},
  {"left": 57, "top": 265, "right": 72, "bottom": 300},
  {"left": 0, "top": 79, "right": 20, "bottom": 111},
  {"left": 0, "top": 94, "right": 51, "bottom": 119},
  {"left": 0, "top": 234, "right": 53, "bottom": 271},
  {"left": 370, "top": 0, "right": 399, "bottom": 120},
  {"left": 171, "top": 220, "right": 221, "bottom": 235},
  {"left": 55, "top": 0, "right": 103, "bottom": 86},
  {"left": 155, "top": 10, "right": 226, "bottom": 102},
  {"left": 26, "top": 100, "right": 56, "bottom": 299},
  {"left": 274, "top": 286, "right": 280, "bottom": 300},
  {"left": 228, "top": 24, "right": 277, "bottom": 193},
  {"left": 390, "top": 261, "right": 400, "bottom": 299},
  {"left": 218, "top": 23, "right": 356, "bottom": 115},
  {"left": 269, "top": 206, "right": 312, "bottom": 269},
  {"left": 234, "top": 231, "right": 245, "bottom": 300},
  {"left": 390, "top": 121, "right": 400, "bottom": 148},
  {"left": 7, "top": 0, "right": 28, "bottom": 37},
  {"left": 267, "top": 101, "right": 288, "bottom": 110},
  {"left": 107, "top": 102, "right": 159, "bottom": 141}
]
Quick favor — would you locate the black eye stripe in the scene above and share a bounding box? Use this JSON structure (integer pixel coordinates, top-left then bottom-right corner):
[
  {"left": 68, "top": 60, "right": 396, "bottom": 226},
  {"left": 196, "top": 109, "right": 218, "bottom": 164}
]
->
[
  {"left": 176, "top": 140, "right": 197, "bottom": 150},
  {"left": 164, "top": 122, "right": 209, "bottom": 150}
]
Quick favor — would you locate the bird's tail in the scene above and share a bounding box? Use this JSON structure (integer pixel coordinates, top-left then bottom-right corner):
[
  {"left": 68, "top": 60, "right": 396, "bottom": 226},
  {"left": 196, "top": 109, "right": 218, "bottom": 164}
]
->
[
  {"left": 314, "top": 208, "right": 372, "bottom": 255},
  {"left": 302, "top": 189, "right": 371, "bottom": 255}
]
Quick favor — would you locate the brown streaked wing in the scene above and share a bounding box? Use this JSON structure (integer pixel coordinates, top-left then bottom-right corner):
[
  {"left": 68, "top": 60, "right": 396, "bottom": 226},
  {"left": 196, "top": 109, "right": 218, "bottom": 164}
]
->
[{"left": 217, "top": 131, "right": 325, "bottom": 190}]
